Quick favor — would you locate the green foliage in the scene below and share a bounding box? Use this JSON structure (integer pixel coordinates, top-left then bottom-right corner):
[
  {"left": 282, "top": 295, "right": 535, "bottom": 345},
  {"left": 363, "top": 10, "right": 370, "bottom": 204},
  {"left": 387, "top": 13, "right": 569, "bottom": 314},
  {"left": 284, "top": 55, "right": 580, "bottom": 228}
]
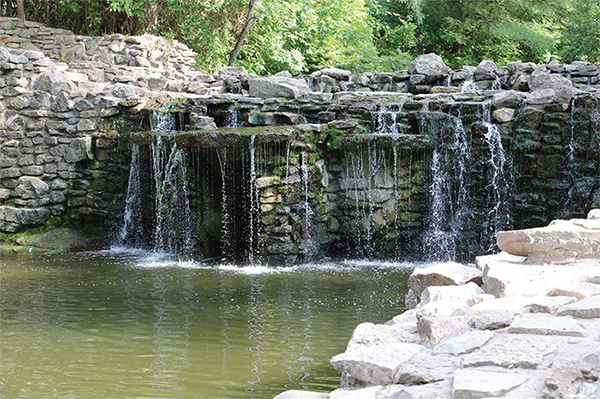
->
[
  {"left": 10, "top": 0, "right": 598, "bottom": 74},
  {"left": 560, "top": 0, "right": 600, "bottom": 63}
]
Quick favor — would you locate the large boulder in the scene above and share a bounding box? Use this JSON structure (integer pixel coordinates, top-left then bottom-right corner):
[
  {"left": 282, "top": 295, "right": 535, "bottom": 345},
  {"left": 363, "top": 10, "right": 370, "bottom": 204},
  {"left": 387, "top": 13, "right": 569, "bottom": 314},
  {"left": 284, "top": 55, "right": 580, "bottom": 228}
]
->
[
  {"left": 529, "top": 72, "right": 577, "bottom": 103},
  {"left": 248, "top": 76, "right": 311, "bottom": 99},
  {"left": 474, "top": 60, "right": 499, "bottom": 81},
  {"left": 496, "top": 211, "right": 600, "bottom": 263},
  {"left": 408, "top": 53, "right": 451, "bottom": 83}
]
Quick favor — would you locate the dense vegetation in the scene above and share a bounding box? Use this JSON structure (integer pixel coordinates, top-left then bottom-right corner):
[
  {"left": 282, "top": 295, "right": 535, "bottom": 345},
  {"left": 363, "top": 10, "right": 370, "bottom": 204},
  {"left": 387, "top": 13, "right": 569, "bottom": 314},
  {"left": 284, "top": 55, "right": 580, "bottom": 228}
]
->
[{"left": 3, "top": 0, "right": 600, "bottom": 74}]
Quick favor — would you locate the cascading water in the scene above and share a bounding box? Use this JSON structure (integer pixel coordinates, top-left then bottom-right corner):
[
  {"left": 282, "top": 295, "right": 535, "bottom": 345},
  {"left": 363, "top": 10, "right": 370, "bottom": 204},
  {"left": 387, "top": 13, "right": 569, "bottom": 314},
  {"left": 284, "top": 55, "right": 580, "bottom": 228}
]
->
[
  {"left": 247, "top": 135, "right": 259, "bottom": 262},
  {"left": 119, "top": 142, "right": 144, "bottom": 246},
  {"left": 421, "top": 101, "right": 512, "bottom": 261},
  {"left": 151, "top": 136, "right": 195, "bottom": 256},
  {"left": 224, "top": 107, "right": 242, "bottom": 128},
  {"left": 372, "top": 99, "right": 408, "bottom": 135}
]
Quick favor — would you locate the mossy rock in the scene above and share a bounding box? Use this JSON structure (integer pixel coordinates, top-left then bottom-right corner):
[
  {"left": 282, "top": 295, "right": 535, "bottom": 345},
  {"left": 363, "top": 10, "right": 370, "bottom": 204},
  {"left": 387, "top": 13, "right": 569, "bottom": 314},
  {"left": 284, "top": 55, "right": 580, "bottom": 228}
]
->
[{"left": 3, "top": 227, "right": 105, "bottom": 254}]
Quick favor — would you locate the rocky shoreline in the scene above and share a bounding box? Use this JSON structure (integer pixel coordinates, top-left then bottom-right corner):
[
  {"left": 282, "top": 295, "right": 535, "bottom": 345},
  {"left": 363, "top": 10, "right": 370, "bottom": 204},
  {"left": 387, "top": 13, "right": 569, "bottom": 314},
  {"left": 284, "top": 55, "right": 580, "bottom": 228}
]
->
[{"left": 275, "top": 210, "right": 600, "bottom": 399}]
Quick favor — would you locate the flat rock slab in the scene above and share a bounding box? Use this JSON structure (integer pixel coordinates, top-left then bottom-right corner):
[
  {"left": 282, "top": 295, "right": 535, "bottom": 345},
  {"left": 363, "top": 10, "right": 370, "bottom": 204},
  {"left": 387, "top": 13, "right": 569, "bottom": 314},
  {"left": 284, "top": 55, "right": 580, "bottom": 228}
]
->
[
  {"left": 330, "top": 343, "right": 423, "bottom": 385},
  {"left": 273, "top": 391, "right": 329, "bottom": 399},
  {"left": 527, "top": 296, "right": 579, "bottom": 314},
  {"left": 347, "top": 322, "right": 419, "bottom": 351},
  {"left": 453, "top": 368, "right": 530, "bottom": 399},
  {"left": 508, "top": 315, "right": 586, "bottom": 337},
  {"left": 393, "top": 350, "right": 461, "bottom": 384},
  {"left": 496, "top": 217, "right": 600, "bottom": 262},
  {"left": 463, "top": 334, "right": 569, "bottom": 369},
  {"left": 557, "top": 294, "right": 600, "bottom": 318},
  {"left": 473, "top": 309, "right": 515, "bottom": 330},
  {"left": 433, "top": 330, "right": 495, "bottom": 356}
]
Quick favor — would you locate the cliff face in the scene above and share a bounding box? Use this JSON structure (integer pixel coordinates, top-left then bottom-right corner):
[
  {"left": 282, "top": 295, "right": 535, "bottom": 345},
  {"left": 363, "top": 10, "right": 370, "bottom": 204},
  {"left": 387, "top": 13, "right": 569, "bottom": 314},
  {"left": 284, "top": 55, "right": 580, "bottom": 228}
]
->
[{"left": 1, "top": 18, "right": 599, "bottom": 262}]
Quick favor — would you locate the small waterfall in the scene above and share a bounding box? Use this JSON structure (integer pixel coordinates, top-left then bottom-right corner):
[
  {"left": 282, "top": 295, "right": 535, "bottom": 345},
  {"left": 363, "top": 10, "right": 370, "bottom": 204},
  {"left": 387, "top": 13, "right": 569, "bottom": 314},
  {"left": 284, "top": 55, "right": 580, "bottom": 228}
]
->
[
  {"left": 421, "top": 101, "right": 511, "bottom": 261},
  {"left": 372, "top": 100, "right": 407, "bottom": 135},
  {"left": 459, "top": 70, "right": 476, "bottom": 92},
  {"left": 151, "top": 136, "right": 195, "bottom": 256},
  {"left": 561, "top": 93, "right": 600, "bottom": 218},
  {"left": 482, "top": 104, "right": 511, "bottom": 250},
  {"left": 247, "top": 135, "right": 259, "bottom": 262},
  {"left": 217, "top": 148, "right": 232, "bottom": 259},
  {"left": 150, "top": 105, "right": 177, "bottom": 132},
  {"left": 299, "top": 151, "right": 317, "bottom": 259},
  {"left": 119, "top": 142, "right": 144, "bottom": 246},
  {"left": 224, "top": 107, "right": 242, "bottom": 128}
]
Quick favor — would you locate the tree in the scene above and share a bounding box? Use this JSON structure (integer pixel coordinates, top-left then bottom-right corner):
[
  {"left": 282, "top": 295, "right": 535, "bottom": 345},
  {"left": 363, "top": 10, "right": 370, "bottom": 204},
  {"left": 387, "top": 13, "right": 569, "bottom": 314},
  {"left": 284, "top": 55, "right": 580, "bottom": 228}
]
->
[
  {"left": 17, "top": 0, "right": 25, "bottom": 20},
  {"left": 229, "top": 0, "right": 259, "bottom": 66}
]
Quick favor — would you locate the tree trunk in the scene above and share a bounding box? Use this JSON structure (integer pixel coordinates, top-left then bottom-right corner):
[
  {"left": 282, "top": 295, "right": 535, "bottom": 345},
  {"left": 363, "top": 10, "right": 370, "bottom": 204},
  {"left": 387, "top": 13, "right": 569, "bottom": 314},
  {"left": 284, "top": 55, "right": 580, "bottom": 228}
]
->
[
  {"left": 17, "top": 0, "right": 25, "bottom": 21},
  {"left": 228, "top": 0, "right": 258, "bottom": 67}
]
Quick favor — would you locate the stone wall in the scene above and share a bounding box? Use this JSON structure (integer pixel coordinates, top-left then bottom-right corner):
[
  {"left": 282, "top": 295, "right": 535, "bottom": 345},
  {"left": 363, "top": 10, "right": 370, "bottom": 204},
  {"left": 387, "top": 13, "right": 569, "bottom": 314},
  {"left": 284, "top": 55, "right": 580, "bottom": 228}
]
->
[{"left": 1, "top": 24, "right": 599, "bottom": 262}]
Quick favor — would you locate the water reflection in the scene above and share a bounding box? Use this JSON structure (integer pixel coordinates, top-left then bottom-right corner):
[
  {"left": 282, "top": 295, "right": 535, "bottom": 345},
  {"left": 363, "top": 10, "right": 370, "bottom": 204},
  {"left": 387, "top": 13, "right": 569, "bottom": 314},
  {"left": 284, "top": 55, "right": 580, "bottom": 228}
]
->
[{"left": 1, "top": 251, "right": 414, "bottom": 398}]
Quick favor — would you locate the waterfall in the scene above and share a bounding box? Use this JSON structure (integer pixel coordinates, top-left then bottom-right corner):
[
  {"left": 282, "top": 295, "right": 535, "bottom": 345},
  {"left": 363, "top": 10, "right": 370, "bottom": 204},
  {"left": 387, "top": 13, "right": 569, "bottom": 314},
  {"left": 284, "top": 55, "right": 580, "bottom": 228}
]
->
[
  {"left": 151, "top": 136, "right": 195, "bottom": 256},
  {"left": 421, "top": 102, "right": 511, "bottom": 261},
  {"left": 150, "top": 105, "right": 177, "bottom": 132},
  {"left": 217, "top": 148, "right": 232, "bottom": 259},
  {"left": 372, "top": 100, "right": 408, "bottom": 135},
  {"left": 119, "top": 142, "right": 144, "bottom": 246},
  {"left": 247, "top": 135, "right": 259, "bottom": 263},
  {"left": 482, "top": 103, "right": 511, "bottom": 251},
  {"left": 224, "top": 107, "right": 242, "bottom": 128},
  {"left": 299, "top": 151, "right": 317, "bottom": 259}
]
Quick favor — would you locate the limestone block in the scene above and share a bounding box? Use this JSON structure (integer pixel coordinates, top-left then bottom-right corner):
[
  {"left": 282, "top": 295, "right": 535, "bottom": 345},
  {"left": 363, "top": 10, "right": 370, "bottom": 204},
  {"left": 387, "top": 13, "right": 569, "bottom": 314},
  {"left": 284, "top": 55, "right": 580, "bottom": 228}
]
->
[
  {"left": 218, "top": 66, "right": 248, "bottom": 80},
  {"left": 529, "top": 72, "right": 576, "bottom": 103},
  {"left": 496, "top": 217, "right": 600, "bottom": 263},
  {"left": 420, "top": 282, "right": 484, "bottom": 307},
  {"left": 408, "top": 262, "right": 482, "bottom": 301},
  {"left": 34, "top": 70, "right": 76, "bottom": 93},
  {"left": 65, "top": 137, "right": 93, "bottom": 163},
  {"left": 407, "top": 53, "right": 451, "bottom": 83},
  {"left": 50, "top": 91, "right": 74, "bottom": 112},
  {"left": 377, "top": 378, "right": 453, "bottom": 399},
  {"left": 527, "top": 88, "right": 555, "bottom": 104},
  {"left": 0, "top": 206, "right": 50, "bottom": 229},
  {"left": 479, "top": 254, "right": 600, "bottom": 299},
  {"left": 541, "top": 358, "right": 599, "bottom": 399},
  {"left": 433, "top": 330, "right": 495, "bottom": 356},
  {"left": 527, "top": 296, "right": 579, "bottom": 314},
  {"left": 13, "top": 176, "right": 50, "bottom": 198},
  {"left": 76, "top": 118, "right": 97, "bottom": 132},
  {"left": 557, "top": 295, "right": 600, "bottom": 319},
  {"left": 463, "top": 334, "right": 569, "bottom": 369},
  {"left": 329, "top": 386, "right": 381, "bottom": 399},
  {"left": 273, "top": 391, "right": 328, "bottom": 399},
  {"left": 473, "top": 309, "right": 515, "bottom": 330},
  {"left": 492, "top": 108, "right": 515, "bottom": 123},
  {"left": 330, "top": 343, "right": 423, "bottom": 386},
  {"left": 249, "top": 76, "right": 311, "bottom": 99},
  {"left": 474, "top": 60, "right": 498, "bottom": 81},
  {"left": 346, "top": 322, "right": 419, "bottom": 351},
  {"left": 507, "top": 314, "right": 586, "bottom": 337},
  {"left": 393, "top": 349, "right": 460, "bottom": 384},
  {"left": 417, "top": 315, "right": 470, "bottom": 344},
  {"left": 452, "top": 368, "right": 530, "bottom": 399},
  {"left": 0, "top": 168, "right": 22, "bottom": 179},
  {"left": 320, "top": 68, "right": 352, "bottom": 81}
]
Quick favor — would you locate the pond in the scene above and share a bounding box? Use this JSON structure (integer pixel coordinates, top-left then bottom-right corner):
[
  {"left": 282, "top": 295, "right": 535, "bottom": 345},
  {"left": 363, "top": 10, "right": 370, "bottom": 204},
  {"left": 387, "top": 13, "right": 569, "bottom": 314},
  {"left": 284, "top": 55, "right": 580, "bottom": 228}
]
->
[{"left": 0, "top": 249, "right": 420, "bottom": 398}]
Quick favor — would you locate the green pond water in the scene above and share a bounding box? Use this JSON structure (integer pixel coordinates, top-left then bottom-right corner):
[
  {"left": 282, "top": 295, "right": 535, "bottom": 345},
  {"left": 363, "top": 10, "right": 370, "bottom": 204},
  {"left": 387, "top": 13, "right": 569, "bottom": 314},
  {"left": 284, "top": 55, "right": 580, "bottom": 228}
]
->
[{"left": 0, "top": 250, "right": 419, "bottom": 398}]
